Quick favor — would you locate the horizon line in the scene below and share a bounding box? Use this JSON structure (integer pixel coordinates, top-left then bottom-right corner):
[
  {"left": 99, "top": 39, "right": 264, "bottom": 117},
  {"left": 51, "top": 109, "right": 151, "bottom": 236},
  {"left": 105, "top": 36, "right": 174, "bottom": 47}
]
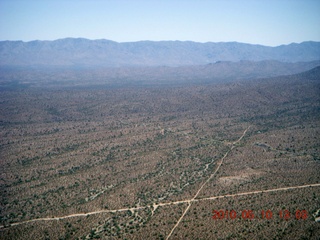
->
[{"left": 0, "top": 37, "right": 319, "bottom": 47}]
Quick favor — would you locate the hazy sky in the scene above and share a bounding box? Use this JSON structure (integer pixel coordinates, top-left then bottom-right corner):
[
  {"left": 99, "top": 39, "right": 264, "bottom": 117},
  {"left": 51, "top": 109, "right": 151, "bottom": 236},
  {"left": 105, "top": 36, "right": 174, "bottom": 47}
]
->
[{"left": 0, "top": 0, "right": 319, "bottom": 46}]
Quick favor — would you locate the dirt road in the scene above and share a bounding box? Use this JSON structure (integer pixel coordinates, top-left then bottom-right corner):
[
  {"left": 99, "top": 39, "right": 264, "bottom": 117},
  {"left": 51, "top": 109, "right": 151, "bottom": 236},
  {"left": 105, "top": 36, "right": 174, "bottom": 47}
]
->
[{"left": 1, "top": 126, "right": 319, "bottom": 236}]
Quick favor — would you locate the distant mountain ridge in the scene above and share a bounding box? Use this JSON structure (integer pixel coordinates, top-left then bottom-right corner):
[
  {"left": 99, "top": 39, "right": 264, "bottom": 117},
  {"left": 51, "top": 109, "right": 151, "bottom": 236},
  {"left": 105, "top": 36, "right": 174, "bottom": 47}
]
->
[
  {"left": 1, "top": 60, "right": 319, "bottom": 89},
  {"left": 0, "top": 38, "right": 320, "bottom": 67}
]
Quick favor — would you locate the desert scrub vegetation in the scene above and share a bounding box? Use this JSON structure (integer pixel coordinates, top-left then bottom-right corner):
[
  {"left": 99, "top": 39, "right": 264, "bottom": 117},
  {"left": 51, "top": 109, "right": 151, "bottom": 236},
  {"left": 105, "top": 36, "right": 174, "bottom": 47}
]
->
[{"left": 1, "top": 70, "right": 320, "bottom": 239}]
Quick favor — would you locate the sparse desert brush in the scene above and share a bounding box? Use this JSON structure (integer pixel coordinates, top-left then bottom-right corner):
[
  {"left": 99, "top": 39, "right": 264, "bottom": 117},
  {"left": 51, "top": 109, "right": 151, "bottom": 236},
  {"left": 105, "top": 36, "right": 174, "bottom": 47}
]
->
[{"left": 1, "top": 69, "right": 320, "bottom": 239}]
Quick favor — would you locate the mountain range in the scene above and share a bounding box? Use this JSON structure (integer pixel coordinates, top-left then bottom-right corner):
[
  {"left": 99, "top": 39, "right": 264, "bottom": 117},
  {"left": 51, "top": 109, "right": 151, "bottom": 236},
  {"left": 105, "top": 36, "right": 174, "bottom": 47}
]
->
[{"left": 1, "top": 38, "right": 320, "bottom": 67}]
